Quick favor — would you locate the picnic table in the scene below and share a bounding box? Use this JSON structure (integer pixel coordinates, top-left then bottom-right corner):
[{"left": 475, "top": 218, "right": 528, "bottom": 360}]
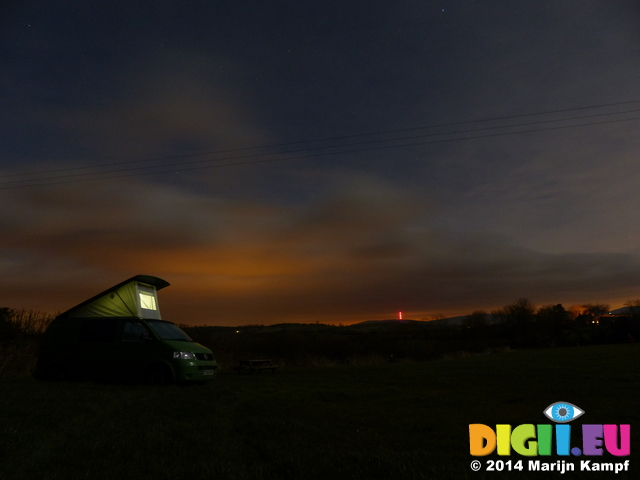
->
[{"left": 235, "top": 359, "right": 278, "bottom": 374}]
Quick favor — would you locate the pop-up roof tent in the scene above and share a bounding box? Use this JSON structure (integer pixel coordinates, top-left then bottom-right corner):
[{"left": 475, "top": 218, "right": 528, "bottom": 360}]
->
[{"left": 57, "top": 275, "right": 170, "bottom": 320}]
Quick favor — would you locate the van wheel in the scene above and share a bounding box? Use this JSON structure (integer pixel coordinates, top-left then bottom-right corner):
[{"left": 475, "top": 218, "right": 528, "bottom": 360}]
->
[
  {"left": 144, "top": 365, "right": 172, "bottom": 385},
  {"left": 47, "top": 364, "right": 68, "bottom": 382}
]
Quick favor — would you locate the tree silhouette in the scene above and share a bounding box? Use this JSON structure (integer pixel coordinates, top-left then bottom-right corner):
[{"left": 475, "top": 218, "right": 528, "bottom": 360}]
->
[
  {"left": 536, "top": 304, "right": 569, "bottom": 346},
  {"left": 494, "top": 298, "right": 536, "bottom": 347}
]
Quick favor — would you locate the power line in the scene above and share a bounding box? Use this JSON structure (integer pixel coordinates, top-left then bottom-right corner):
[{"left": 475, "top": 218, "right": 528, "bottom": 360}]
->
[
  {"left": 3, "top": 114, "right": 639, "bottom": 188},
  {"left": 3, "top": 99, "right": 640, "bottom": 179},
  {"left": 2, "top": 100, "right": 640, "bottom": 189},
  {"left": 2, "top": 113, "right": 639, "bottom": 190},
  {"left": 4, "top": 107, "right": 640, "bottom": 183}
]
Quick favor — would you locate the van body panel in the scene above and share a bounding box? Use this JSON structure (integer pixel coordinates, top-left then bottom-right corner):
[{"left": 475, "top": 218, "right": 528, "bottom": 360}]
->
[{"left": 36, "top": 316, "right": 217, "bottom": 383}]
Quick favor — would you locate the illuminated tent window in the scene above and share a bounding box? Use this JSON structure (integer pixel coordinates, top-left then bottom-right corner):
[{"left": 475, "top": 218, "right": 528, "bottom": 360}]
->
[{"left": 139, "top": 291, "right": 157, "bottom": 310}]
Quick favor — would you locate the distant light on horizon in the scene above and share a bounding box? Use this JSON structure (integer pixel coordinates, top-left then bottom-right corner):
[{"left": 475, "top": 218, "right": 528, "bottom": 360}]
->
[{"left": 399, "top": 311, "right": 403, "bottom": 320}]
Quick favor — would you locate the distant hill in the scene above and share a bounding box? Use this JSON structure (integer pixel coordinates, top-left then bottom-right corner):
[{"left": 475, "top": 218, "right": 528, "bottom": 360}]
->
[
  {"left": 351, "top": 316, "right": 469, "bottom": 327},
  {"left": 187, "top": 314, "right": 497, "bottom": 331},
  {"left": 350, "top": 319, "right": 423, "bottom": 326}
]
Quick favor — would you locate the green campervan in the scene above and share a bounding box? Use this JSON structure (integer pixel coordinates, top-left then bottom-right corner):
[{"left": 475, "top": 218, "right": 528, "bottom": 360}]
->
[{"left": 35, "top": 275, "right": 217, "bottom": 384}]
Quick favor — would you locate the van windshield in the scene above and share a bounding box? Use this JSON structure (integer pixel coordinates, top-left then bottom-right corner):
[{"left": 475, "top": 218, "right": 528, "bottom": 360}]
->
[{"left": 147, "top": 320, "right": 193, "bottom": 342}]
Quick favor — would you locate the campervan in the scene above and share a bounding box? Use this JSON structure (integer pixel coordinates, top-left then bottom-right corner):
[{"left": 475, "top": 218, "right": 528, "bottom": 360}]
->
[{"left": 35, "top": 275, "right": 217, "bottom": 384}]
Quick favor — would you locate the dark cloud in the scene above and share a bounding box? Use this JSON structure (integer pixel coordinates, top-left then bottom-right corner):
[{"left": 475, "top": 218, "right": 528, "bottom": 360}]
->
[{"left": 2, "top": 174, "right": 640, "bottom": 325}]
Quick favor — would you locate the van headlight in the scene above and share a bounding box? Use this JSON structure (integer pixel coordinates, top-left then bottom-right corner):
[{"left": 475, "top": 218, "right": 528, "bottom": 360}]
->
[{"left": 173, "top": 351, "right": 195, "bottom": 360}]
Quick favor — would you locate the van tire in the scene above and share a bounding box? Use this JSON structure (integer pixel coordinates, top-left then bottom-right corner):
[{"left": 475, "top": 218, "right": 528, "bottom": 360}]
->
[
  {"left": 46, "top": 364, "right": 68, "bottom": 382},
  {"left": 143, "top": 364, "right": 172, "bottom": 385}
]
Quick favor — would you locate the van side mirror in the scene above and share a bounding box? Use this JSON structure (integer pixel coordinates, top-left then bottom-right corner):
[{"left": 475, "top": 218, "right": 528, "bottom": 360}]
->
[{"left": 140, "top": 332, "right": 154, "bottom": 342}]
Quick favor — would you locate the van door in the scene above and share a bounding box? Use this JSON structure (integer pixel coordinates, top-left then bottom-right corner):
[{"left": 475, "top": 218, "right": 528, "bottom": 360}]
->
[
  {"left": 77, "top": 319, "right": 119, "bottom": 380},
  {"left": 116, "top": 320, "right": 162, "bottom": 381}
]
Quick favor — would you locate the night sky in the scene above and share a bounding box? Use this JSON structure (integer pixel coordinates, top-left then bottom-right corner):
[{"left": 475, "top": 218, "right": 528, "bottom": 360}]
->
[{"left": 2, "top": 1, "right": 640, "bottom": 326}]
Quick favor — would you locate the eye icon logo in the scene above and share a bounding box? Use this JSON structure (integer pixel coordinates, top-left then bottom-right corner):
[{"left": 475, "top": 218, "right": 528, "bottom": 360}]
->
[{"left": 543, "top": 402, "right": 584, "bottom": 423}]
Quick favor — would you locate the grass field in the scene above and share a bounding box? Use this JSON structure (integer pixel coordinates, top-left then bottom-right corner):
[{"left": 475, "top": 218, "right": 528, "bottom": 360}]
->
[{"left": 1, "top": 344, "right": 637, "bottom": 479}]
